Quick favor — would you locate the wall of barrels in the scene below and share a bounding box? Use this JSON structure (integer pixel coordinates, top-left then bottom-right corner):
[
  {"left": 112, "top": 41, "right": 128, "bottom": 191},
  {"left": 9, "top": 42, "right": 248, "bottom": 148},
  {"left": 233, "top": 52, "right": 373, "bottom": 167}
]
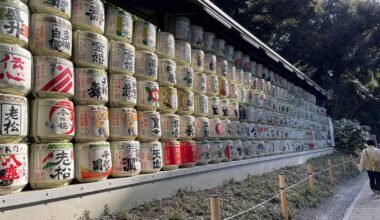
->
[{"left": 0, "top": 0, "right": 331, "bottom": 195}]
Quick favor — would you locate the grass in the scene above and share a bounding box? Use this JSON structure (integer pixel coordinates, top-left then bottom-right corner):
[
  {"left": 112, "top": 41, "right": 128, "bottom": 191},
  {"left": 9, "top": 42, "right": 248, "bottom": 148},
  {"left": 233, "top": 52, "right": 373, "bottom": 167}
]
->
[{"left": 87, "top": 152, "right": 360, "bottom": 220}]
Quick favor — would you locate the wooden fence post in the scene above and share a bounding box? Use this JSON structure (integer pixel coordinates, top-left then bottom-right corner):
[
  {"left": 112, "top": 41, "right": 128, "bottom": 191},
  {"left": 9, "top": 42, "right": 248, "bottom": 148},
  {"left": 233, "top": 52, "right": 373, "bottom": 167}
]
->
[
  {"left": 328, "top": 159, "right": 334, "bottom": 185},
  {"left": 279, "top": 174, "right": 289, "bottom": 220},
  {"left": 307, "top": 163, "right": 315, "bottom": 193},
  {"left": 210, "top": 195, "right": 221, "bottom": 220}
]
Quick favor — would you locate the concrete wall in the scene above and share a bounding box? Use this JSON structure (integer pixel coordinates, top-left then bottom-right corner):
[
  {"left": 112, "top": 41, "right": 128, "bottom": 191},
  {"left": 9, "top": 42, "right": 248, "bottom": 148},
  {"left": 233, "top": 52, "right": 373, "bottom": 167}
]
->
[{"left": 0, "top": 148, "right": 333, "bottom": 220}]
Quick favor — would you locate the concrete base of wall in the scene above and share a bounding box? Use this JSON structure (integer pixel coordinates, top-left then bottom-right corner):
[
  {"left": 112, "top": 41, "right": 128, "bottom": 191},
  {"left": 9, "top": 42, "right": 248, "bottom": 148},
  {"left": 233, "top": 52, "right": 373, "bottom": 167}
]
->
[{"left": 0, "top": 148, "right": 333, "bottom": 220}]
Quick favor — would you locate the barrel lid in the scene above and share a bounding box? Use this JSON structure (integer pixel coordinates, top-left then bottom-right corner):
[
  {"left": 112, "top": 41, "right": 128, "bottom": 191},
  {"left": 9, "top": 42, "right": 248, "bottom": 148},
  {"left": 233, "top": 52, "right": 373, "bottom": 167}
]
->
[{"left": 34, "top": 56, "right": 73, "bottom": 66}]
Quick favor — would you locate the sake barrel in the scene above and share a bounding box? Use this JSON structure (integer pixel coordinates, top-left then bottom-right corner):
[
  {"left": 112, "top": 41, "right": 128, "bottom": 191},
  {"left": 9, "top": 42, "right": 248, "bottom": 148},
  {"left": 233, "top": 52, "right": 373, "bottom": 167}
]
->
[
  {"left": 257, "top": 141, "right": 266, "bottom": 155},
  {"left": 133, "top": 19, "right": 156, "bottom": 52},
  {"left": 174, "top": 40, "right": 191, "bottom": 66},
  {"left": 191, "top": 49, "right": 204, "bottom": 73},
  {"left": 180, "top": 140, "right": 197, "bottom": 168},
  {"left": 237, "top": 69, "right": 244, "bottom": 85},
  {"left": 0, "top": 94, "right": 28, "bottom": 143},
  {"left": 206, "top": 74, "right": 218, "bottom": 96},
  {"left": 209, "top": 118, "right": 222, "bottom": 140},
  {"left": 229, "top": 101, "right": 239, "bottom": 120},
  {"left": 251, "top": 141, "right": 258, "bottom": 156},
  {"left": 177, "top": 89, "right": 194, "bottom": 115},
  {"left": 137, "top": 80, "right": 159, "bottom": 110},
  {"left": 190, "top": 25, "right": 204, "bottom": 49},
  {"left": 209, "top": 140, "right": 223, "bottom": 163},
  {"left": 179, "top": 115, "right": 195, "bottom": 140},
  {"left": 159, "top": 86, "right": 178, "bottom": 114},
  {"left": 208, "top": 95, "right": 220, "bottom": 118},
  {"left": 31, "top": 99, "right": 74, "bottom": 143},
  {"left": 29, "top": 0, "right": 70, "bottom": 20},
  {"left": 242, "top": 140, "right": 252, "bottom": 158},
  {"left": 194, "top": 94, "right": 208, "bottom": 117},
  {"left": 162, "top": 140, "right": 181, "bottom": 170},
  {"left": 0, "top": 0, "right": 29, "bottom": 47},
  {"left": 33, "top": 56, "right": 73, "bottom": 98},
  {"left": 240, "top": 122, "right": 250, "bottom": 140},
  {"left": 160, "top": 113, "right": 179, "bottom": 140},
  {"left": 0, "top": 43, "right": 32, "bottom": 96},
  {"left": 218, "top": 77, "right": 229, "bottom": 98},
  {"left": 214, "top": 39, "right": 225, "bottom": 58},
  {"left": 233, "top": 140, "right": 243, "bottom": 160},
  {"left": 242, "top": 55, "right": 251, "bottom": 72},
  {"left": 227, "top": 62, "right": 237, "bottom": 82},
  {"left": 194, "top": 117, "right": 209, "bottom": 140},
  {"left": 221, "top": 140, "right": 232, "bottom": 162},
  {"left": 196, "top": 140, "right": 210, "bottom": 165},
  {"left": 239, "top": 86, "right": 247, "bottom": 104},
  {"left": 108, "top": 74, "right": 137, "bottom": 107},
  {"left": 221, "top": 119, "right": 232, "bottom": 139},
  {"left": 193, "top": 72, "right": 206, "bottom": 95},
  {"left": 30, "top": 14, "right": 72, "bottom": 59},
  {"left": 225, "top": 45, "right": 234, "bottom": 62},
  {"left": 216, "top": 58, "right": 228, "bottom": 78},
  {"left": 220, "top": 98, "right": 230, "bottom": 119},
  {"left": 156, "top": 31, "right": 175, "bottom": 59},
  {"left": 75, "top": 142, "right": 112, "bottom": 182},
  {"left": 104, "top": 5, "right": 133, "bottom": 43},
  {"left": 204, "top": 53, "right": 216, "bottom": 75},
  {"left": 168, "top": 16, "right": 190, "bottom": 41},
  {"left": 73, "top": 30, "right": 108, "bottom": 70},
  {"left": 140, "top": 141, "right": 162, "bottom": 173},
  {"left": 243, "top": 72, "right": 252, "bottom": 88},
  {"left": 230, "top": 120, "right": 240, "bottom": 139},
  {"left": 109, "top": 108, "right": 138, "bottom": 141},
  {"left": 203, "top": 32, "right": 215, "bottom": 52},
  {"left": 108, "top": 41, "right": 135, "bottom": 75},
  {"left": 75, "top": 105, "right": 109, "bottom": 142},
  {"left": 71, "top": 0, "right": 104, "bottom": 34},
  {"left": 110, "top": 141, "right": 141, "bottom": 177},
  {"left": 29, "top": 143, "right": 74, "bottom": 189},
  {"left": 158, "top": 59, "right": 176, "bottom": 87},
  {"left": 0, "top": 143, "right": 28, "bottom": 195},
  {"left": 137, "top": 111, "right": 161, "bottom": 141},
  {"left": 234, "top": 50, "right": 242, "bottom": 69},
  {"left": 74, "top": 68, "right": 108, "bottom": 105},
  {"left": 135, "top": 50, "right": 158, "bottom": 81},
  {"left": 176, "top": 65, "right": 193, "bottom": 90},
  {"left": 228, "top": 83, "right": 239, "bottom": 101}
]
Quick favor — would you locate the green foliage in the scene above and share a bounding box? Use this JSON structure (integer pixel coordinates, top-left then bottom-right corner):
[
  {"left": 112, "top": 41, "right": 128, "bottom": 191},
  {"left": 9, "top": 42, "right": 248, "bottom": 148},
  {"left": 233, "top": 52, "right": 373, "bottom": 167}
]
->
[
  {"left": 333, "top": 119, "right": 370, "bottom": 155},
  {"left": 212, "top": 0, "right": 380, "bottom": 138}
]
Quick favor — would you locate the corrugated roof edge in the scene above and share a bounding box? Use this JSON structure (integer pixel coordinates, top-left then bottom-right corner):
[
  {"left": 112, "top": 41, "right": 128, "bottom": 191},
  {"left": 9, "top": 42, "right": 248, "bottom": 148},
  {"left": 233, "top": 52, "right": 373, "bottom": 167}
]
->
[{"left": 195, "top": 0, "right": 331, "bottom": 99}]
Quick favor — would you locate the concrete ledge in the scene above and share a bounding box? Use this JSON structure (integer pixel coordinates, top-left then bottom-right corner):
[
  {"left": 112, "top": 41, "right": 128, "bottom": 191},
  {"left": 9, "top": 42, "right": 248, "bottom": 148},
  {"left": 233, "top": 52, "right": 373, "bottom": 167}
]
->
[{"left": 0, "top": 148, "right": 333, "bottom": 220}]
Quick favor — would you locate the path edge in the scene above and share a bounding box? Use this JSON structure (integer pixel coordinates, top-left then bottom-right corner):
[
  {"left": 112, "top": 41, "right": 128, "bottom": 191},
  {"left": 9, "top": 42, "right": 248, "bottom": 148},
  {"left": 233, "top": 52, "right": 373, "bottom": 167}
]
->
[{"left": 342, "top": 179, "right": 369, "bottom": 220}]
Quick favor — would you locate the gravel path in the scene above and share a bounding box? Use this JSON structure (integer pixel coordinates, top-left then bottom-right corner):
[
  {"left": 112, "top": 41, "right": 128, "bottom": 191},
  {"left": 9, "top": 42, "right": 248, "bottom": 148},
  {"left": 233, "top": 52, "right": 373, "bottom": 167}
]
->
[{"left": 296, "top": 172, "right": 367, "bottom": 220}]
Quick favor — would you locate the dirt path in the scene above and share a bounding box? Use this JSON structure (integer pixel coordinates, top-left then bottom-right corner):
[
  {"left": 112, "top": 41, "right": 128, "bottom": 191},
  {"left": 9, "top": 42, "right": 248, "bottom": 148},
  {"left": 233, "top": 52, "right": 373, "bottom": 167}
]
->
[{"left": 296, "top": 172, "right": 367, "bottom": 220}]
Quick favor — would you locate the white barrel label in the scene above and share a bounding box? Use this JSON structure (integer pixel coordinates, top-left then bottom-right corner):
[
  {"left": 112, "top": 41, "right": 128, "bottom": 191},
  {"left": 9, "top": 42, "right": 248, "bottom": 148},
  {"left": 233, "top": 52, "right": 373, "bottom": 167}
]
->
[
  {"left": 76, "top": 105, "right": 109, "bottom": 141},
  {"left": 208, "top": 96, "right": 220, "bottom": 117},
  {"left": 175, "top": 40, "right": 191, "bottom": 65},
  {"left": 75, "top": 142, "right": 112, "bottom": 182},
  {"left": 194, "top": 72, "right": 206, "bottom": 94},
  {"left": 135, "top": 51, "right": 158, "bottom": 81},
  {"left": 196, "top": 141, "right": 210, "bottom": 164},
  {"left": 138, "top": 111, "right": 162, "bottom": 141},
  {"left": 33, "top": 56, "right": 74, "bottom": 98},
  {"left": 0, "top": 46, "right": 31, "bottom": 95},
  {"left": 30, "top": 143, "right": 74, "bottom": 185},
  {"left": 0, "top": 143, "right": 28, "bottom": 194},
  {"left": 109, "top": 41, "right": 135, "bottom": 75},
  {"left": 206, "top": 75, "right": 218, "bottom": 95},
  {"left": 133, "top": 20, "right": 156, "bottom": 51},
  {"left": 161, "top": 114, "right": 180, "bottom": 140},
  {"left": 178, "top": 89, "right": 194, "bottom": 114},
  {"left": 158, "top": 59, "right": 176, "bottom": 86},
  {"left": 194, "top": 94, "right": 208, "bottom": 116},
  {"left": 111, "top": 141, "right": 141, "bottom": 177},
  {"left": 109, "top": 108, "right": 138, "bottom": 140},
  {"left": 75, "top": 69, "right": 108, "bottom": 104},
  {"left": 176, "top": 66, "right": 193, "bottom": 90},
  {"left": 137, "top": 81, "right": 160, "bottom": 110},
  {"left": 140, "top": 142, "right": 162, "bottom": 172},
  {"left": 109, "top": 74, "right": 137, "bottom": 107},
  {"left": 0, "top": 2, "right": 29, "bottom": 45},
  {"left": 0, "top": 94, "right": 27, "bottom": 138},
  {"left": 179, "top": 115, "right": 195, "bottom": 140},
  {"left": 105, "top": 6, "right": 133, "bottom": 43},
  {"left": 159, "top": 86, "right": 178, "bottom": 113},
  {"left": 156, "top": 32, "right": 175, "bottom": 58},
  {"left": 72, "top": 0, "right": 105, "bottom": 33},
  {"left": 73, "top": 31, "right": 108, "bottom": 69},
  {"left": 194, "top": 117, "right": 209, "bottom": 139}
]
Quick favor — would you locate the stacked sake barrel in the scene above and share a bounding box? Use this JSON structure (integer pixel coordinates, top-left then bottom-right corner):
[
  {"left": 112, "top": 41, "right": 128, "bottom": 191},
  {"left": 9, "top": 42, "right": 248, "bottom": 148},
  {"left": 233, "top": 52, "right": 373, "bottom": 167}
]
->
[
  {"left": 105, "top": 4, "right": 140, "bottom": 178},
  {"left": 168, "top": 17, "right": 197, "bottom": 168},
  {"left": 0, "top": 0, "right": 30, "bottom": 194},
  {"left": 70, "top": 0, "right": 112, "bottom": 183},
  {"left": 133, "top": 18, "right": 163, "bottom": 173},
  {"left": 27, "top": 0, "right": 75, "bottom": 189}
]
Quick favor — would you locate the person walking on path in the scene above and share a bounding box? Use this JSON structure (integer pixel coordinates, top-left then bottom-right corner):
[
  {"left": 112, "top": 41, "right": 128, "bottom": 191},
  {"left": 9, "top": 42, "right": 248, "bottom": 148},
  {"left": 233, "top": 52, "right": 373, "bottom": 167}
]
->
[{"left": 359, "top": 139, "right": 380, "bottom": 194}]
